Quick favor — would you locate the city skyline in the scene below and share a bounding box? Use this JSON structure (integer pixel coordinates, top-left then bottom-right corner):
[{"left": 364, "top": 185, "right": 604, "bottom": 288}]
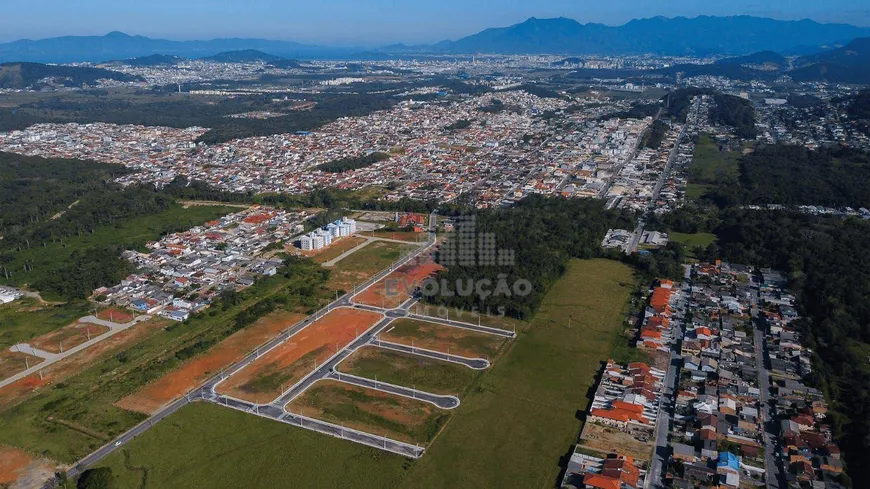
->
[{"left": 2, "top": 0, "right": 869, "bottom": 45}]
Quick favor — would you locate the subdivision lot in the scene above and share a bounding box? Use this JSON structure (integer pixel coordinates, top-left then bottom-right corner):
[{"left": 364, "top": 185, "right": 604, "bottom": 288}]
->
[
  {"left": 338, "top": 346, "right": 478, "bottom": 395},
  {"left": 380, "top": 318, "right": 509, "bottom": 359},
  {"left": 310, "top": 236, "right": 368, "bottom": 264},
  {"left": 0, "top": 445, "right": 60, "bottom": 489},
  {"left": 88, "top": 259, "right": 635, "bottom": 489},
  {"left": 98, "top": 402, "right": 408, "bottom": 489},
  {"left": 286, "top": 379, "right": 450, "bottom": 445},
  {"left": 0, "top": 299, "right": 89, "bottom": 350},
  {"left": 29, "top": 322, "right": 110, "bottom": 354},
  {"left": 0, "top": 351, "right": 43, "bottom": 382},
  {"left": 579, "top": 420, "right": 653, "bottom": 461},
  {"left": 325, "top": 241, "right": 412, "bottom": 293},
  {"left": 95, "top": 307, "right": 135, "bottom": 324},
  {"left": 354, "top": 258, "right": 442, "bottom": 309},
  {"left": 217, "top": 308, "right": 381, "bottom": 403},
  {"left": 365, "top": 230, "right": 426, "bottom": 242},
  {"left": 117, "top": 310, "right": 306, "bottom": 415},
  {"left": 410, "top": 304, "right": 526, "bottom": 331}
]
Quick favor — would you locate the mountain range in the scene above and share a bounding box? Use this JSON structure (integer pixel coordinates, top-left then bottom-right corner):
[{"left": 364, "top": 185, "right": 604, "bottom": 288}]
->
[{"left": 1, "top": 16, "right": 870, "bottom": 63}]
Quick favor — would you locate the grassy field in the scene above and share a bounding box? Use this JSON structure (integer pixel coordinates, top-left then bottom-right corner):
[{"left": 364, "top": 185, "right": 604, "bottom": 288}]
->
[
  {"left": 688, "top": 134, "right": 743, "bottom": 189},
  {"left": 286, "top": 380, "right": 450, "bottom": 445},
  {"left": 98, "top": 402, "right": 408, "bottom": 489},
  {"left": 92, "top": 258, "right": 636, "bottom": 489},
  {"left": 669, "top": 232, "right": 718, "bottom": 248},
  {"left": 326, "top": 240, "right": 415, "bottom": 292},
  {"left": 338, "top": 346, "right": 479, "bottom": 395},
  {"left": 310, "top": 236, "right": 368, "bottom": 264},
  {"left": 380, "top": 318, "right": 509, "bottom": 359},
  {"left": 0, "top": 204, "right": 236, "bottom": 299},
  {"left": 0, "top": 299, "right": 89, "bottom": 349}
]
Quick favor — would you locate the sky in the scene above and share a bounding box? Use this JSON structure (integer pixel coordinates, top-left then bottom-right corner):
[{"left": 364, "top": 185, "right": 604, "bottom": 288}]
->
[{"left": 2, "top": 0, "right": 869, "bottom": 45}]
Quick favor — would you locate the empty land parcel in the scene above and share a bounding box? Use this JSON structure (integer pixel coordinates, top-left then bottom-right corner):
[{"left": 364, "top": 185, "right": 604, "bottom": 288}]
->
[{"left": 94, "top": 258, "right": 636, "bottom": 489}]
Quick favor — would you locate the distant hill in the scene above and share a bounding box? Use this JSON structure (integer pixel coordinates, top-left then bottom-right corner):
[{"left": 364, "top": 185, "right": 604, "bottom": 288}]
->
[
  {"left": 716, "top": 51, "right": 788, "bottom": 69},
  {"left": 118, "top": 54, "right": 184, "bottom": 66},
  {"left": 390, "top": 16, "right": 870, "bottom": 56},
  {"left": 0, "top": 31, "right": 335, "bottom": 63},
  {"left": 200, "top": 49, "right": 284, "bottom": 63},
  {"left": 656, "top": 62, "right": 777, "bottom": 80},
  {"left": 0, "top": 62, "right": 143, "bottom": 89},
  {"left": 791, "top": 37, "right": 870, "bottom": 83}
]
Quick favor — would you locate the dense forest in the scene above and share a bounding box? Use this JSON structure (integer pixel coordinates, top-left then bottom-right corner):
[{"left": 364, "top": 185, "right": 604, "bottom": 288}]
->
[
  {"left": 695, "top": 144, "right": 870, "bottom": 209},
  {"left": 0, "top": 152, "right": 132, "bottom": 234},
  {"left": 424, "top": 195, "right": 633, "bottom": 319},
  {"left": 315, "top": 152, "right": 390, "bottom": 173},
  {"left": 643, "top": 119, "right": 669, "bottom": 148},
  {"left": 0, "top": 62, "right": 143, "bottom": 89},
  {"left": 600, "top": 102, "right": 661, "bottom": 121},
  {"left": 710, "top": 93, "right": 757, "bottom": 139}
]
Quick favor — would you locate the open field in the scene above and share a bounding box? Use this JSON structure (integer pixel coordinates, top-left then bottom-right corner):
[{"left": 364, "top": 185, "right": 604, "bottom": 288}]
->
[
  {"left": 0, "top": 352, "right": 43, "bottom": 382},
  {"left": 0, "top": 299, "right": 90, "bottom": 349},
  {"left": 354, "top": 257, "right": 442, "bottom": 309},
  {"left": 97, "top": 402, "right": 408, "bottom": 489},
  {"left": 116, "top": 310, "right": 305, "bottom": 415},
  {"left": 95, "top": 307, "right": 135, "bottom": 324},
  {"left": 29, "top": 322, "right": 110, "bottom": 354},
  {"left": 286, "top": 379, "right": 450, "bottom": 445},
  {"left": 669, "top": 231, "right": 718, "bottom": 249},
  {"left": 338, "top": 346, "right": 478, "bottom": 395},
  {"left": 88, "top": 259, "right": 636, "bottom": 489},
  {"left": 688, "top": 134, "right": 743, "bottom": 186},
  {"left": 411, "top": 304, "right": 526, "bottom": 331},
  {"left": 0, "top": 445, "right": 61, "bottom": 489},
  {"left": 402, "top": 259, "right": 636, "bottom": 489},
  {"left": 310, "top": 236, "right": 368, "bottom": 264},
  {"left": 325, "top": 240, "right": 413, "bottom": 292},
  {"left": 579, "top": 422, "right": 653, "bottom": 461},
  {"left": 364, "top": 230, "right": 426, "bottom": 242},
  {"left": 0, "top": 204, "right": 236, "bottom": 300},
  {"left": 217, "top": 308, "right": 381, "bottom": 403},
  {"left": 380, "top": 318, "right": 509, "bottom": 359}
]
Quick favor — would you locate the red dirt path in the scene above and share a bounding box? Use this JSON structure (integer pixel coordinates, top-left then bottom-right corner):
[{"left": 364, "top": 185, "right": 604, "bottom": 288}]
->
[
  {"left": 354, "top": 258, "right": 443, "bottom": 309},
  {"left": 0, "top": 446, "right": 59, "bottom": 488},
  {"left": 217, "top": 308, "right": 381, "bottom": 403},
  {"left": 96, "top": 307, "right": 135, "bottom": 323},
  {"left": 116, "top": 310, "right": 305, "bottom": 414}
]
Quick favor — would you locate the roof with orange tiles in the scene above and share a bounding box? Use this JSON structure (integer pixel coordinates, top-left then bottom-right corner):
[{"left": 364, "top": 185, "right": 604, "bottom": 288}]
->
[{"left": 583, "top": 473, "right": 621, "bottom": 489}]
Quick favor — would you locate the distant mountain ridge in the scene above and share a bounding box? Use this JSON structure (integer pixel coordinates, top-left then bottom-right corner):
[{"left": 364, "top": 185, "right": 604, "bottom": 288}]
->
[
  {"left": 391, "top": 16, "right": 870, "bottom": 56},
  {"left": 791, "top": 37, "right": 870, "bottom": 83},
  {"left": 1, "top": 16, "right": 869, "bottom": 63},
  {"left": 0, "top": 62, "right": 144, "bottom": 89}
]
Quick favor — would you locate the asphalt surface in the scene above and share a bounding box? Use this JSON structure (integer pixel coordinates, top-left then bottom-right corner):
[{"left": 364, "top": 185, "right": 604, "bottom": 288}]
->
[{"left": 751, "top": 286, "right": 785, "bottom": 489}]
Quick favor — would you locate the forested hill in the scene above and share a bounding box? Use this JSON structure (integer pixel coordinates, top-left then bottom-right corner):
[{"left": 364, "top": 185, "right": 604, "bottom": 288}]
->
[{"left": 0, "top": 62, "right": 144, "bottom": 89}]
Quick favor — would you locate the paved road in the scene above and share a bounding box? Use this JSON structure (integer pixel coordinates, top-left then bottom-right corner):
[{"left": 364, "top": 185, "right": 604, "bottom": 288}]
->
[
  {"left": 2, "top": 315, "right": 150, "bottom": 389},
  {"left": 327, "top": 370, "right": 460, "bottom": 409},
  {"left": 369, "top": 338, "right": 490, "bottom": 370},
  {"left": 751, "top": 286, "right": 784, "bottom": 489}
]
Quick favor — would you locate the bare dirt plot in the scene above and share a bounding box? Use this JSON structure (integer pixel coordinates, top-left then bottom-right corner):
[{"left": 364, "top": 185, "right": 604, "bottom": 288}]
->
[
  {"left": 325, "top": 241, "right": 410, "bottom": 293},
  {"left": 354, "top": 258, "right": 443, "bottom": 309},
  {"left": 579, "top": 422, "right": 654, "bottom": 461},
  {"left": 339, "top": 346, "right": 477, "bottom": 395},
  {"left": 29, "top": 322, "right": 110, "bottom": 354},
  {"left": 217, "top": 308, "right": 381, "bottom": 403},
  {"left": 380, "top": 319, "right": 508, "bottom": 359},
  {"left": 116, "top": 310, "right": 306, "bottom": 415},
  {"left": 0, "top": 351, "right": 43, "bottom": 381},
  {"left": 310, "top": 237, "right": 368, "bottom": 264},
  {"left": 286, "top": 379, "right": 450, "bottom": 445},
  {"left": 0, "top": 319, "right": 168, "bottom": 410},
  {"left": 96, "top": 307, "right": 135, "bottom": 324},
  {"left": 0, "top": 445, "right": 60, "bottom": 488}
]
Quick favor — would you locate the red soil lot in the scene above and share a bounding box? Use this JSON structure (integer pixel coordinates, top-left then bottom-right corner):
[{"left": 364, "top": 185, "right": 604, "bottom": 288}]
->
[
  {"left": 354, "top": 258, "right": 443, "bottom": 309},
  {"left": 96, "top": 307, "right": 135, "bottom": 324},
  {"left": 217, "top": 308, "right": 382, "bottom": 403},
  {"left": 116, "top": 310, "right": 305, "bottom": 415},
  {"left": 29, "top": 322, "right": 109, "bottom": 354}
]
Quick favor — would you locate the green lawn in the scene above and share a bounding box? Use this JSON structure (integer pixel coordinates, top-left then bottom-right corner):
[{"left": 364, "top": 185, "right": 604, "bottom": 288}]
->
[
  {"left": 688, "top": 134, "right": 743, "bottom": 187},
  {"left": 338, "top": 346, "right": 479, "bottom": 395},
  {"left": 669, "top": 232, "right": 718, "bottom": 248},
  {"left": 0, "top": 204, "right": 236, "bottom": 299},
  {"left": 92, "top": 258, "right": 636, "bottom": 489},
  {"left": 0, "top": 298, "right": 89, "bottom": 349},
  {"left": 98, "top": 402, "right": 408, "bottom": 489},
  {"left": 326, "top": 240, "right": 416, "bottom": 292}
]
